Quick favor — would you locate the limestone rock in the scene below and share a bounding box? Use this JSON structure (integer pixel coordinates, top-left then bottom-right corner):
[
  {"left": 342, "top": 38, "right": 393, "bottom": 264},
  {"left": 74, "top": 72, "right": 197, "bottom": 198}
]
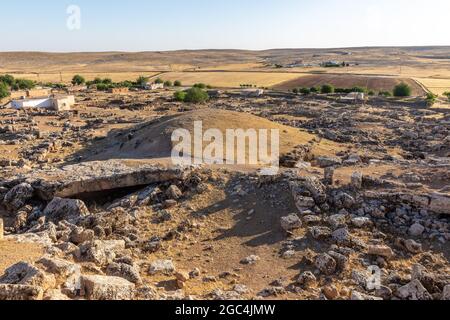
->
[
  {"left": 80, "top": 275, "right": 135, "bottom": 300},
  {"left": 43, "top": 197, "right": 90, "bottom": 222},
  {"left": 3, "top": 183, "right": 34, "bottom": 211},
  {"left": 396, "top": 279, "right": 432, "bottom": 300},
  {"left": 148, "top": 260, "right": 175, "bottom": 275},
  {"left": 280, "top": 214, "right": 302, "bottom": 232}
]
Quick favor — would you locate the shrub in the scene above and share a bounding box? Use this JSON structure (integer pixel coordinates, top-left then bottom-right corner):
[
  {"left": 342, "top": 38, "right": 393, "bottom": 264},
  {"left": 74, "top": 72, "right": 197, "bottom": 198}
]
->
[
  {"left": 0, "top": 82, "right": 10, "bottom": 99},
  {"left": 154, "top": 78, "right": 164, "bottom": 84},
  {"left": 72, "top": 74, "right": 85, "bottom": 85},
  {"left": 174, "top": 80, "right": 182, "bottom": 87},
  {"left": 350, "top": 86, "right": 367, "bottom": 93},
  {"left": 368, "top": 90, "right": 375, "bottom": 96},
  {"left": 426, "top": 92, "right": 437, "bottom": 106},
  {"left": 0, "top": 74, "right": 15, "bottom": 86},
  {"left": 393, "top": 83, "right": 412, "bottom": 97},
  {"left": 164, "top": 80, "right": 173, "bottom": 87},
  {"left": 13, "top": 78, "right": 35, "bottom": 90},
  {"left": 183, "top": 87, "right": 209, "bottom": 103},
  {"left": 443, "top": 91, "right": 450, "bottom": 101},
  {"left": 321, "top": 84, "right": 335, "bottom": 94},
  {"left": 292, "top": 88, "right": 299, "bottom": 94},
  {"left": 193, "top": 83, "right": 207, "bottom": 89},
  {"left": 102, "top": 78, "right": 113, "bottom": 85},
  {"left": 136, "top": 76, "right": 149, "bottom": 87},
  {"left": 310, "top": 87, "right": 319, "bottom": 93},
  {"left": 300, "top": 88, "right": 311, "bottom": 95},
  {"left": 174, "top": 90, "right": 187, "bottom": 102},
  {"left": 96, "top": 83, "right": 110, "bottom": 91},
  {"left": 379, "top": 91, "right": 392, "bottom": 97}
]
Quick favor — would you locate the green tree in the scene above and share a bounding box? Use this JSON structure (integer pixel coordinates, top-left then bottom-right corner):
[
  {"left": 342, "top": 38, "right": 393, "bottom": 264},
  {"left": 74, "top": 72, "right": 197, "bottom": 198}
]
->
[
  {"left": 0, "top": 82, "right": 10, "bottom": 99},
  {"left": 321, "top": 84, "right": 335, "bottom": 94},
  {"left": 164, "top": 80, "right": 173, "bottom": 87},
  {"left": 184, "top": 87, "right": 209, "bottom": 103},
  {"left": 174, "top": 90, "right": 187, "bottom": 102},
  {"left": 193, "top": 83, "right": 207, "bottom": 89},
  {"left": 154, "top": 78, "right": 164, "bottom": 84},
  {"left": 310, "top": 87, "right": 319, "bottom": 93},
  {"left": 393, "top": 83, "right": 412, "bottom": 97},
  {"left": 300, "top": 88, "right": 311, "bottom": 95},
  {"left": 72, "top": 74, "right": 86, "bottom": 85},
  {"left": 0, "top": 74, "right": 15, "bottom": 86},
  {"left": 136, "top": 76, "right": 149, "bottom": 87},
  {"left": 13, "top": 78, "right": 35, "bottom": 90},
  {"left": 174, "top": 80, "right": 182, "bottom": 87},
  {"left": 102, "top": 78, "right": 113, "bottom": 85}
]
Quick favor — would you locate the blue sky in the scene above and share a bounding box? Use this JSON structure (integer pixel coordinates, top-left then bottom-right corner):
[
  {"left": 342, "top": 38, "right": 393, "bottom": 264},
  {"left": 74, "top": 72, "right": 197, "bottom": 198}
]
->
[{"left": 1, "top": 0, "right": 449, "bottom": 52}]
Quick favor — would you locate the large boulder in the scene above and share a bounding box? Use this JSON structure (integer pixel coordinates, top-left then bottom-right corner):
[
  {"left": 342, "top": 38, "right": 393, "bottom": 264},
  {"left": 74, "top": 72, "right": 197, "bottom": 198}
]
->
[
  {"left": 0, "top": 284, "right": 43, "bottom": 300},
  {"left": 0, "top": 262, "right": 55, "bottom": 290},
  {"left": 396, "top": 279, "right": 432, "bottom": 300},
  {"left": 43, "top": 197, "right": 90, "bottom": 222},
  {"left": 77, "top": 240, "right": 126, "bottom": 266},
  {"left": 80, "top": 275, "right": 135, "bottom": 300},
  {"left": 3, "top": 183, "right": 34, "bottom": 211}
]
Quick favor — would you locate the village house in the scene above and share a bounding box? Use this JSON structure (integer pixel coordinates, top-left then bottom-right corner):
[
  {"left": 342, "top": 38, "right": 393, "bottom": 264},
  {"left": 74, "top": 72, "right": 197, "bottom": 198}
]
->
[
  {"left": 11, "top": 95, "right": 75, "bottom": 111},
  {"left": 241, "top": 88, "right": 265, "bottom": 97},
  {"left": 144, "top": 83, "right": 164, "bottom": 90}
]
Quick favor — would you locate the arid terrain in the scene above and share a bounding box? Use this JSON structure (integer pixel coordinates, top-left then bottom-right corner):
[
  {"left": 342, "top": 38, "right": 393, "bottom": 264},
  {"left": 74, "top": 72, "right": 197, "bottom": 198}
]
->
[{"left": 0, "top": 47, "right": 449, "bottom": 301}]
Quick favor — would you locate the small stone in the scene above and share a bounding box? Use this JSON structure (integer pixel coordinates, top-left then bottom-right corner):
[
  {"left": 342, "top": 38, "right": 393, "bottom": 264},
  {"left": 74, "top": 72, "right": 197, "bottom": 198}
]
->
[
  {"left": 351, "top": 291, "right": 383, "bottom": 300},
  {"left": 404, "top": 239, "right": 422, "bottom": 254},
  {"left": 166, "top": 185, "right": 182, "bottom": 200},
  {"left": 322, "top": 285, "right": 339, "bottom": 300},
  {"left": 367, "top": 245, "right": 395, "bottom": 259},
  {"left": 315, "top": 253, "right": 336, "bottom": 275},
  {"left": 332, "top": 228, "right": 351, "bottom": 244},
  {"left": 148, "top": 260, "right": 175, "bottom": 275},
  {"left": 241, "top": 255, "right": 260, "bottom": 265},
  {"left": 351, "top": 172, "right": 363, "bottom": 189},
  {"left": 296, "top": 271, "right": 316, "bottom": 287},
  {"left": 409, "top": 223, "right": 425, "bottom": 237},
  {"left": 280, "top": 214, "right": 302, "bottom": 232}
]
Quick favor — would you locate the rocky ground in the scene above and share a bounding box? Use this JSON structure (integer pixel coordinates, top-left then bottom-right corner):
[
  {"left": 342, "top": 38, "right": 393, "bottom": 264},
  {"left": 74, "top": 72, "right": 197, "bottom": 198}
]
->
[{"left": 0, "top": 89, "right": 449, "bottom": 300}]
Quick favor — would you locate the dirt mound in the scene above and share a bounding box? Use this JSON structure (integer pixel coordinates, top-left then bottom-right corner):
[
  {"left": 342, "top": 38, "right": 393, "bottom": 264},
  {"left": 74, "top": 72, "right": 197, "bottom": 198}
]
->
[{"left": 84, "top": 109, "right": 318, "bottom": 164}]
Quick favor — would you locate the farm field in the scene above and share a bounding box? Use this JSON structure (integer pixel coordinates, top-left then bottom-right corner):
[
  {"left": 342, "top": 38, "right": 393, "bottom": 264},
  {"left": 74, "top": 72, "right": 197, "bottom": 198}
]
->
[
  {"left": 273, "top": 74, "right": 426, "bottom": 95},
  {"left": 157, "top": 71, "right": 304, "bottom": 88},
  {"left": 414, "top": 78, "right": 450, "bottom": 95}
]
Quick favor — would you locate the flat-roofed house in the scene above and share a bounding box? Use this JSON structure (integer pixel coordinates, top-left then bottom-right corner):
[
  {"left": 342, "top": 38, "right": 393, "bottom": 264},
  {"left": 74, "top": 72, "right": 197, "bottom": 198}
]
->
[{"left": 11, "top": 95, "right": 75, "bottom": 111}]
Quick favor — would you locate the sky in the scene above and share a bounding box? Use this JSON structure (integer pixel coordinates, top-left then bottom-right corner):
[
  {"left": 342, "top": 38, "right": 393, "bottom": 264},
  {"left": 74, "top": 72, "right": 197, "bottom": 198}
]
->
[{"left": 1, "top": 0, "right": 449, "bottom": 52}]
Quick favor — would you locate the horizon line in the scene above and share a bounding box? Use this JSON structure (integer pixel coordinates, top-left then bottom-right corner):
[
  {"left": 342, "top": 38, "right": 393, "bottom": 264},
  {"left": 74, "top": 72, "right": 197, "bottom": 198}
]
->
[{"left": 1, "top": 45, "right": 450, "bottom": 54}]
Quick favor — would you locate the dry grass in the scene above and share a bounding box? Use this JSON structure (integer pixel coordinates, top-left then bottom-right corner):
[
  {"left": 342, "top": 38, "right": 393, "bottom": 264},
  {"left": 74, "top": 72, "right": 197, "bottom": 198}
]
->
[
  {"left": 0, "top": 240, "right": 43, "bottom": 275},
  {"left": 414, "top": 78, "right": 450, "bottom": 95},
  {"left": 156, "top": 71, "right": 303, "bottom": 88}
]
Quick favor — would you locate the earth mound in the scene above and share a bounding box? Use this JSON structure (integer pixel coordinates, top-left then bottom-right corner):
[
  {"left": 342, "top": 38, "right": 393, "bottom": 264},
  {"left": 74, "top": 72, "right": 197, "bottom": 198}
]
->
[{"left": 83, "top": 109, "right": 322, "bottom": 164}]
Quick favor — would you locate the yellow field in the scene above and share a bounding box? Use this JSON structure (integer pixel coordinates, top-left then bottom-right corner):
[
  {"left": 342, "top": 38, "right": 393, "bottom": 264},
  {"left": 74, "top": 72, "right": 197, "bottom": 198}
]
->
[
  {"left": 156, "top": 71, "right": 304, "bottom": 88},
  {"left": 414, "top": 78, "right": 450, "bottom": 95}
]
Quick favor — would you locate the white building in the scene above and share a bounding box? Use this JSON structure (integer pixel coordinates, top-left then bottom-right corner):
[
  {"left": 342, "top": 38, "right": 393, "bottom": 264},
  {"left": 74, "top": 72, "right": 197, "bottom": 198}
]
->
[
  {"left": 144, "top": 83, "right": 164, "bottom": 90},
  {"left": 241, "top": 89, "right": 265, "bottom": 97},
  {"left": 11, "top": 95, "right": 75, "bottom": 111}
]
